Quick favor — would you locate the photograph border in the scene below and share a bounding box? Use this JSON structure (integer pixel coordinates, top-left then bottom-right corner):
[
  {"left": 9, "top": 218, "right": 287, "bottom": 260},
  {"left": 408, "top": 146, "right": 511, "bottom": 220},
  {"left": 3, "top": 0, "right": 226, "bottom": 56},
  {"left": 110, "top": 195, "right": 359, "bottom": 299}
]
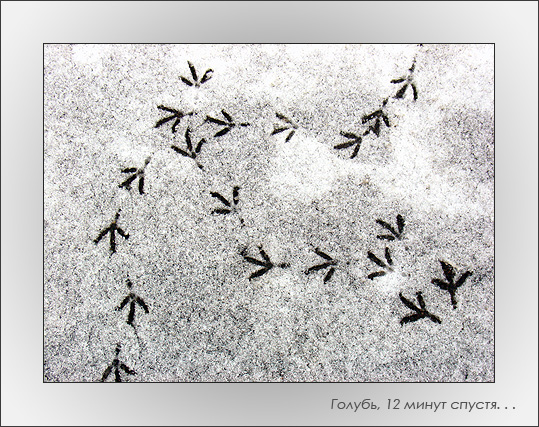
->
[{"left": 2, "top": 2, "right": 537, "bottom": 426}]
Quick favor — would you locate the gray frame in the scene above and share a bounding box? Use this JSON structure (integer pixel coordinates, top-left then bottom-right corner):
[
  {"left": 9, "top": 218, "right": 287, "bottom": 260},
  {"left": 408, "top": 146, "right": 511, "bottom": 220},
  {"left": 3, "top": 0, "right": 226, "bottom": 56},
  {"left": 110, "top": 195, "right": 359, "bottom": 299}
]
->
[{"left": 2, "top": 1, "right": 538, "bottom": 425}]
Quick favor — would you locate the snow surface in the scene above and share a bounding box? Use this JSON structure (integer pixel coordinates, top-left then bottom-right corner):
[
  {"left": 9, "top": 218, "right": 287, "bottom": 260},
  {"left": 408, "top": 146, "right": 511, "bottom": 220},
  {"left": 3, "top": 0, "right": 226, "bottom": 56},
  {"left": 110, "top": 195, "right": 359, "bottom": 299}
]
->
[{"left": 44, "top": 44, "right": 493, "bottom": 382}]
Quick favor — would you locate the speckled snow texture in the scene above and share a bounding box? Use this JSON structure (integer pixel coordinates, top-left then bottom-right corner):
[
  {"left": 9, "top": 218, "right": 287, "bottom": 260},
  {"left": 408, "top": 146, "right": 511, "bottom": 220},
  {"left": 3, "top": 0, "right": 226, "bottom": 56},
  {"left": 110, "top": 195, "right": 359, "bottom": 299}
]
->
[{"left": 44, "top": 44, "right": 494, "bottom": 382}]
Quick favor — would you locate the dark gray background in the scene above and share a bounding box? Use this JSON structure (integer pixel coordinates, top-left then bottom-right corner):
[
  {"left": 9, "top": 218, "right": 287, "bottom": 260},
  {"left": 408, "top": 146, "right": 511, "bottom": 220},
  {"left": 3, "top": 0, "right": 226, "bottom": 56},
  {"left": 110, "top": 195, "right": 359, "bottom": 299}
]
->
[{"left": 2, "top": 1, "right": 538, "bottom": 425}]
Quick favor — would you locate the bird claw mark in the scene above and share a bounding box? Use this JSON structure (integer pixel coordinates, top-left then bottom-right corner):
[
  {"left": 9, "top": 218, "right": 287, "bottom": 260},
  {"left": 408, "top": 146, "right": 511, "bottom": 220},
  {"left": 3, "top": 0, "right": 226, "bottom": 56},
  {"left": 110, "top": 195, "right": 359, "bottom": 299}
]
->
[
  {"left": 431, "top": 260, "right": 472, "bottom": 309},
  {"left": 94, "top": 209, "right": 129, "bottom": 254},
  {"left": 367, "top": 247, "right": 393, "bottom": 279},
  {"left": 170, "top": 127, "right": 206, "bottom": 170},
  {"left": 116, "top": 278, "right": 149, "bottom": 328},
  {"left": 361, "top": 99, "right": 390, "bottom": 137},
  {"left": 155, "top": 105, "right": 194, "bottom": 134},
  {"left": 376, "top": 214, "right": 405, "bottom": 240},
  {"left": 119, "top": 157, "right": 151, "bottom": 195},
  {"left": 271, "top": 113, "right": 298, "bottom": 142},
  {"left": 305, "top": 248, "right": 338, "bottom": 283},
  {"left": 101, "top": 344, "right": 136, "bottom": 382},
  {"left": 399, "top": 292, "right": 441, "bottom": 325},
  {"left": 337, "top": 54, "right": 420, "bottom": 157},
  {"left": 334, "top": 131, "right": 362, "bottom": 159},
  {"left": 391, "top": 59, "right": 418, "bottom": 101},
  {"left": 210, "top": 186, "right": 242, "bottom": 221},
  {"left": 242, "top": 245, "right": 287, "bottom": 280},
  {"left": 180, "top": 61, "right": 213, "bottom": 87},
  {"left": 205, "top": 110, "right": 250, "bottom": 137}
]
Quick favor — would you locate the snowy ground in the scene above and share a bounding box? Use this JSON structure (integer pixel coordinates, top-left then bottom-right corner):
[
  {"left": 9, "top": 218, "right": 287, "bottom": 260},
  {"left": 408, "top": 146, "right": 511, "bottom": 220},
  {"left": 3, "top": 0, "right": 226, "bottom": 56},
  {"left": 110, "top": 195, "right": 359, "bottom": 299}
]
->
[{"left": 44, "top": 44, "right": 494, "bottom": 382}]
